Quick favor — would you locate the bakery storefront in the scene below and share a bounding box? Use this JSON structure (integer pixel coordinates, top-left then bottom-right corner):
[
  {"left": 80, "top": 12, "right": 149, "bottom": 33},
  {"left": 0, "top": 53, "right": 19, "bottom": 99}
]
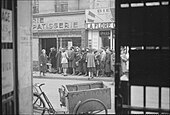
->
[
  {"left": 32, "top": 13, "right": 86, "bottom": 70},
  {"left": 85, "top": 8, "right": 115, "bottom": 50}
]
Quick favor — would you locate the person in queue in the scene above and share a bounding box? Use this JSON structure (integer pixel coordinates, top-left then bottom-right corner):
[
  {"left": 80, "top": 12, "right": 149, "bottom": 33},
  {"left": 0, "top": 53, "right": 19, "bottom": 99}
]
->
[
  {"left": 39, "top": 49, "right": 48, "bottom": 76},
  {"left": 55, "top": 48, "right": 62, "bottom": 74},
  {"left": 86, "top": 48, "right": 96, "bottom": 79},
  {"left": 100, "top": 47, "right": 106, "bottom": 77},
  {"left": 61, "top": 48, "right": 69, "bottom": 76}
]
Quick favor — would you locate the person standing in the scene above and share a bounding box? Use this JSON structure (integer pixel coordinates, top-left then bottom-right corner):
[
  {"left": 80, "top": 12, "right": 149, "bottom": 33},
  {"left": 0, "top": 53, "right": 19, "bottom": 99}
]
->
[
  {"left": 48, "top": 47, "right": 53, "bottom": 72},
  {"left": 120, "top": 47, "right": 128, "bottom": 76},
  {"left": 100, "top": 47, "right": 106, "bottom": 77},
  {"left": 55, "top": 48, "right": 62, "bottom": 74},
  {"left": 81, "top": 48, "right": 87, "bottom": 76},
  {"left": 86, "top": 49, "right": 96, "bottom": 79},
  {"left": 61, "top": 48, "right": 69, "bottom": 76},
  {"left": 110, "top": 50, "right": 115, "bottom": 76},
  {"left": 105, "top": 47, "right": 111, "bottom": 77},
  {"left": 110, "top": 50, "right": 115, "bottom": 85},
  {"left": 39, "top": 49, "right": 48, "bottom": 76},
  {"left": 94, "top": 50, "right": 101, "bottom": 77},
  {"left": 49, "top": 47, "right": 57, "bottom": 73},
  {"left": 67, "top": 47, "right": 74, "bottom": 74}
]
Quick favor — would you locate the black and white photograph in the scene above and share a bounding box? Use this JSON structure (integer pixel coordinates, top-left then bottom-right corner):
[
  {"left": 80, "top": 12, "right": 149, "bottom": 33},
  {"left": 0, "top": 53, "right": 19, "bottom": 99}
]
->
[{"left": 1, "top": 0, "right": 170, "bottom": 114}]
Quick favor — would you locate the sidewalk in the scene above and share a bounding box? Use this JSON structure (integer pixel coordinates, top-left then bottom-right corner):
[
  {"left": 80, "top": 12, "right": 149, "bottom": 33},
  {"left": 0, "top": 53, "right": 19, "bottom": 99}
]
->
[{"left": 33, "top": 71, "right": 114, "bottom": 82}]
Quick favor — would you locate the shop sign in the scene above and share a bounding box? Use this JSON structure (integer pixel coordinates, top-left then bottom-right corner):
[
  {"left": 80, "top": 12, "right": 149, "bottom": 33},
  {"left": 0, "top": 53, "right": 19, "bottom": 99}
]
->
[
  {"left": 2, "top": 9, "right": 12, "bottom": 43},
  {"left": 99, "top": 31, "right": 110, "bottom": 36},
  {"left": 85, "top": 8, "right": 115, "bottom": 23},
  {"left": 32, "top": 16, "right": 84, "bottom": 31},
  {"left": 86, "top": 22, "right": 115, "bottom": 29}
]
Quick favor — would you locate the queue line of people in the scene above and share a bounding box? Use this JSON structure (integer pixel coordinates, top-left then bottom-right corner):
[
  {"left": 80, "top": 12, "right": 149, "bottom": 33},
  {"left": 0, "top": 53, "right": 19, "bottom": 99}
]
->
[{"left": 39, "top": 46, "right": 129, "bottom": 79}]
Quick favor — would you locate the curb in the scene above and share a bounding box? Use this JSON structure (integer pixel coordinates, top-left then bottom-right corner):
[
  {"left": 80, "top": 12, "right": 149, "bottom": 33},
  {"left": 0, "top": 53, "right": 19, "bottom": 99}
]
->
[{"left": 33, "top": 75, "right": 114, "bottom": 82}]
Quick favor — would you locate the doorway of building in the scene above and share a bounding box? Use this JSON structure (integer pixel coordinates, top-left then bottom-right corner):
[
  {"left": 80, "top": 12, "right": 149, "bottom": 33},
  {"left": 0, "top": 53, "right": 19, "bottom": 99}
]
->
[
  {"left": 40, "top": 38, "right": 57, "bottom": 56},
  {"left": 102, "top": 36, "right": 110, "bottom": 47},
  {"left": 58, "top": 37, "right": 81, "bottom": 49}
]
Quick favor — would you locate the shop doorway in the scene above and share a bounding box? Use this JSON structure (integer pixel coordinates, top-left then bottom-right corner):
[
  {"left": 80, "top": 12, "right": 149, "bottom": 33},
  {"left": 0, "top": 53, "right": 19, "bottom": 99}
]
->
[
  {"left": 102, "top": 36, "right": 110, "bottom": 47},
  {"left": 40, "top": 38, "right": 57, "bottom": 56},
  {"left": 58, "top": 37, "right": 81, "bottom": 49}
]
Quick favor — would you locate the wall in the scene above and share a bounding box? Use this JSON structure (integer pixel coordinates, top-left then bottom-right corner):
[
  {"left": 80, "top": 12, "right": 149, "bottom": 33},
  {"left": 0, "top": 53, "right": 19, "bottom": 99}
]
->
[
  {"left": 39, "top": 0, "right": 55, "bottom": 14},
  {"left": 90, "top": 0, "right": 115, "bottom": 9},
  {"left": 68, "top": 0, "right": 78, "bottom": 11},
  {"left": 17, "top": 1, "right": 33, "bottom": 114},
  {"left": 79, "top": 0, "right": 90, "bottom": 10}
]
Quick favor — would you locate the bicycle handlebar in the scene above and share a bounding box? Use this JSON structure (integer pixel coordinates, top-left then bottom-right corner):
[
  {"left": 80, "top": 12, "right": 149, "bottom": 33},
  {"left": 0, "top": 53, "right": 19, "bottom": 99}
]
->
[{"left": 34, "top": 83, "right": 45, "bottom": 87}]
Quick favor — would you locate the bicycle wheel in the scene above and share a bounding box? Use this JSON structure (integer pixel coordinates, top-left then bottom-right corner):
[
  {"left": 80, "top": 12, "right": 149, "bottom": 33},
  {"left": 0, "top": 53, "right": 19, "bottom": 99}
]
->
[
  {"left": 74, "top": 98, "right": 108, "bottom": 115},
  {"left": 33, "top": 93, "right": 46, "bottom": 114}
]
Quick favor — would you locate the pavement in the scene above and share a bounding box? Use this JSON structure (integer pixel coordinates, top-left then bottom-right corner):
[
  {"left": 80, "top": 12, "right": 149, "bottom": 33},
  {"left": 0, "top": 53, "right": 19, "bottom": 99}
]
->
[{"left": 33, "top": 71, "right": 115, "bottom": 82}]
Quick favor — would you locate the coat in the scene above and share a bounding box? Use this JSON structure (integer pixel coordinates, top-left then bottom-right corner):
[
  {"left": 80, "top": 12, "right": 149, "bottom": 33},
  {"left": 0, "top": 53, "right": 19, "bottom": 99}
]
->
[
  {"left": 86, "top": 52, "right": 95, "bottom": 68},
  {"left": 105, "top": 51, "right": 111, "bottom": 73},
  {"left": 110, "top": 53, "right": 115, "bottom": 72},
  {"left": 55, "top": 51, "right": 62, "bottom": 68},
  {"left": 100, "top": 51, "right": 106, "bottom": 69},
  {"left": 39, "top": 54, "right": 48, "bottom": 72},
  {"left": 68, "top": 50, "right": 75, "bottom": 68},
  {"left": 49, "top": 50, "right": 56, "bottom": 68},
  {"left": 121, "top": 53, "right": 128, "bottom": 73}
]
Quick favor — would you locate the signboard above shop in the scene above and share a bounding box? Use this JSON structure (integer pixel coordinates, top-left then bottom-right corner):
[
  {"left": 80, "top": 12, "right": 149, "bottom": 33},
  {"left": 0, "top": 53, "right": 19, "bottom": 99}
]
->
[
  {"left": 85, "top": 8, "right": 115, "bottom": 30},
  {"left": 86, "top": 22, "right": 115, "bottom": 29},
  {"left": 32, "top": 15, "right": 85, "bottom": 32},
  {"left": 85, "top": 8, "right": 115, "bottom": 23}
]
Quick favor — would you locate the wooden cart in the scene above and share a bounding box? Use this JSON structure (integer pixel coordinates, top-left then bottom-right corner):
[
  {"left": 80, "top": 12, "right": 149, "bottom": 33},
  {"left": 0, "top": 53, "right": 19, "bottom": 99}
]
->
[{"left": 58, "top": 81, "right": 111, "bottom": 114}]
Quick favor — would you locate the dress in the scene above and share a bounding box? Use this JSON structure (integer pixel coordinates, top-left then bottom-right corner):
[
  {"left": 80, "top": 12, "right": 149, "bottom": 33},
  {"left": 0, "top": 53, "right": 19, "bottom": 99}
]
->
[{"left": 61, "top": 52, "right": 68, "bottom": 68}]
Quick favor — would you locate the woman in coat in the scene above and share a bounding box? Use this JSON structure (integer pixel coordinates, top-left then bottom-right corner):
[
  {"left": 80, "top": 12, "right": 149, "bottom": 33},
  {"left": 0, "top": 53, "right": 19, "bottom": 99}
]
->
[
  {"left": 105, "top": 48, "right": 111, "bottom": 77},
  {"left": 39, "top": 49, "right": 48, "bottom": 76},
  {"left": 49, "top": 47, "right": 57, "bottom": 73},
  {"left": 86, "top": 49, "right": 96, "bottom": 79}
]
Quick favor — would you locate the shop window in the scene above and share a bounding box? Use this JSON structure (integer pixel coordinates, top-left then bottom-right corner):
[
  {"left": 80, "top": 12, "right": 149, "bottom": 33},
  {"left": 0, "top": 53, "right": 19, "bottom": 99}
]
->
[
  {"left": 32, "top": 0, "right": 39, "bottom": 14},
  {"left": 55, "top": 1, "right": 68, "bottom": 12}
]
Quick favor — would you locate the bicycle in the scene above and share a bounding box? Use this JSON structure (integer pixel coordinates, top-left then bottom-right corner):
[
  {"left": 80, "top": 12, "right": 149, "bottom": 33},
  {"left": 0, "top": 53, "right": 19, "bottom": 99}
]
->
[{"left": 33, "top": 83, "right": 57, "bottom": 115}]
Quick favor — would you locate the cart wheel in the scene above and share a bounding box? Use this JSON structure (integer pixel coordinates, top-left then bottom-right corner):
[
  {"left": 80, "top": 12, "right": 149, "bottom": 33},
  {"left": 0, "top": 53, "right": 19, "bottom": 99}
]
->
[{"left": 73, "top": 98, "right": 108, "bottom": 115}]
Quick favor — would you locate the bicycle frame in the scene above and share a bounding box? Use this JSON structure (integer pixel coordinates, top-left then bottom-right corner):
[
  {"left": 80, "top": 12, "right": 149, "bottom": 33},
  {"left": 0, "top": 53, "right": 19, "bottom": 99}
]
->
[{"left": 36, "top": 84, "right": 56, "bottom": 114}]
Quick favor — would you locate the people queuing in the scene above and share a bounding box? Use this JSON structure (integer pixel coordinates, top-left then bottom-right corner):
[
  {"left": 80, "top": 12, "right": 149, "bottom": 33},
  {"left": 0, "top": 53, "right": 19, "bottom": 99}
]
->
[{"left": 39, "top": 46, "right": 129, "bottom": 79}]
